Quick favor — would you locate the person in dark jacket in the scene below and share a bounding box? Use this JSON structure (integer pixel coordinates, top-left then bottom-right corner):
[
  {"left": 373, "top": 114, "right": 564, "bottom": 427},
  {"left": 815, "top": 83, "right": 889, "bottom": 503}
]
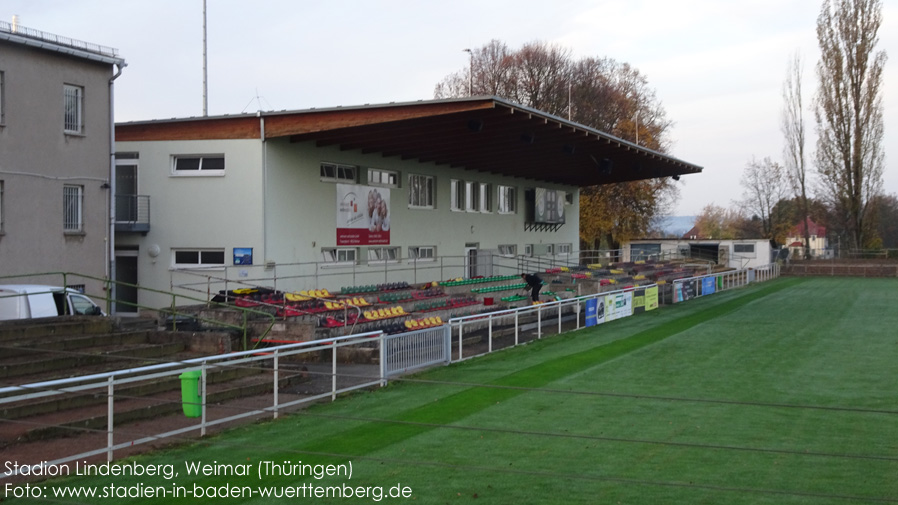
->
[{"left": 521, "top": 273, "right": 543, "bottom": 302}]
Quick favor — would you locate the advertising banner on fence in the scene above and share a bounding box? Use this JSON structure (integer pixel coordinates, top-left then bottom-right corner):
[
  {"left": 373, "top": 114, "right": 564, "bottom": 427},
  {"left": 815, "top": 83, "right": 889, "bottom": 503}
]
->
[
  {"left": 675, "top": 280, "right": 697, "bottom": 302},
  {"left": 702, "top": 276, "right": 716, "bottom": 296},
  {"left": 645, "top": 286, "right": 659, "bottom": 311},
  {"left": 604, "top": 291, "right": 633, "bottom": 322},
  {"left": 336, "top": 184, "right": 391, "bottom": 246},
  {"left": 633, "top": 288, "right": 646, "bottom": 314}
]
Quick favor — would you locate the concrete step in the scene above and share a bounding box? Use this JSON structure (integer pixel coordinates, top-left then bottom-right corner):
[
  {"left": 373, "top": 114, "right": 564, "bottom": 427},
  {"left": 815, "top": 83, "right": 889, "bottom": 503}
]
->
[
  {"left": 0, "top": 330, "right": 152, "bottom": 359},
  {"left": 16, "top": 371, "right": 308, "bottom": 444},
  {"left": 0, "top": 342, "right": 187, "bottom": 381},
  {"left": 1, "top": 364, "right": 264, "bottom": 420},
  {"left": 0, "top": 317, "right": 114, "bottom": 343}
]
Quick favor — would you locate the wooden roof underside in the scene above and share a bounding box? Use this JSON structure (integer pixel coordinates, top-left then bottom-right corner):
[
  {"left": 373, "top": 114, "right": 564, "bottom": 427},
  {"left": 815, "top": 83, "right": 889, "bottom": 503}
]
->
[{"left": 116, "top": 97, "right": 703, "bottom": 187}]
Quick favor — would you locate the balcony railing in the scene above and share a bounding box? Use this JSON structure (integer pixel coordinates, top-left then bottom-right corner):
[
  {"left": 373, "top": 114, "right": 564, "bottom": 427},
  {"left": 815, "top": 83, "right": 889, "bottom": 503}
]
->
[{"left": 114, "top": 195, "right": 150, "bottom": 233}]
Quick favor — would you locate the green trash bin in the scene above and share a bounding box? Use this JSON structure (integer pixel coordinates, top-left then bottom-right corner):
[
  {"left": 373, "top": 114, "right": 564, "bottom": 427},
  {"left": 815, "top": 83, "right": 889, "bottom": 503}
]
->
[{"left": 179, "top": 370, "right": 203, "bottom": 418}]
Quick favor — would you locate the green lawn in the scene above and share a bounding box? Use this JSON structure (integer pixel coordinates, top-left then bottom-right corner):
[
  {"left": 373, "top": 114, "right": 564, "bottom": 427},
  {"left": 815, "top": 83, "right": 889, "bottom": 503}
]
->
[{"left": 16, "top": 277, "right": 898, "bottom": 504}]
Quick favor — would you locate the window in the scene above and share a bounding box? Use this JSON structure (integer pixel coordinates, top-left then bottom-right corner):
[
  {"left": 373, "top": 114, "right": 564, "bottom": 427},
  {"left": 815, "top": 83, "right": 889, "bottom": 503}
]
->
[
  {"left": 465, "top": 181, "right": 479, "bottom": 212},
  {"left": 368, "top": 247, "right": 400, "bottom": 263},
  {"left": 322, "top": 247, "right": 357, "bottom": 265},
  {"left": 408, "top": 174, "right": 434, "bottom": 208},
  {"left": 498, "top": 244, "right": 516, "bottom": 257},
  {"left": 734, "top": 243, "right": 756, "bottom": 256},
  {"left": 368, "top": 168, "right": 399, "bottom": 188},
  {"left": 556, "top": 243, "right": 572, "bottom": 255},
  {"left": 172, "top": 249, "right": 226, "bottom": 268},
  {"left": 63, "top": 185, "right": 83, "bottom": 232},
  {"left": 320, "top": 162, "right": 356, "bottom": 183},
  {"left": 0, "top": 71, "right": 5, "bottom": 124},
  {"left": 546, "top": 244, "right": 555, "bottom": 255},
  {"left": 450, "top": 180, "right": 462, "bottom": 211},
  {"left": 172, "top": 155, "right": 225, "bottom": 175},
  {"left": 409, "top": 246, "right": 436, "bottom": 261},
  {"left": 498, "top": 185, "right": 516, "bottom": 214},
  {"left": 479, "top": 183, "right": 492, "bottom": 212},
  {"left": 63, "top": 84, "right": 83, "bottom": 134},
  {"left": 524, "top": 244, "right": 533, "bottom": 257}
]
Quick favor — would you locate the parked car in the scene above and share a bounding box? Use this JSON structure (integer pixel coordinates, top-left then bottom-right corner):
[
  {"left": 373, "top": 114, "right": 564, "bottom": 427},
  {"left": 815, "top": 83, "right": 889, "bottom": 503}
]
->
[{"left": 0, "top": 285, "right": 105, "bottom": 321}]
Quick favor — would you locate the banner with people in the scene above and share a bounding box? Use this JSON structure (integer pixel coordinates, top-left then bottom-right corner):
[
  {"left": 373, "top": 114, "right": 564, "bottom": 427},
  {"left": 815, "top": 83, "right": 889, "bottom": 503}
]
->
[{"left": 336, "top": 184, "right": 391, "bottom": 246}]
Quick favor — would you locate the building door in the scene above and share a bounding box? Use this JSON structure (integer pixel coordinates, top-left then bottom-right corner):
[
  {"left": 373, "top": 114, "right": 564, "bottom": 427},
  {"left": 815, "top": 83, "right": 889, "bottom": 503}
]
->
[
  {"left": 115, "top": 250, "right": 138, "bottom": 314},
  {"left": 115, "top": 159, "right": 138, "bottom": 222},
  {"left": 465, "top": 244, "right": 479, "bottom": 279}
]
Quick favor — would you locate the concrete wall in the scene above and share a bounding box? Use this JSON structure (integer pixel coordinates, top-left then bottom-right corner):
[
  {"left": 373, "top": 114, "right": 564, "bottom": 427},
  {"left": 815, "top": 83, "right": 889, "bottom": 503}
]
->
[{"left": 0, "top": 41, "right": 114, "bottom": 293}]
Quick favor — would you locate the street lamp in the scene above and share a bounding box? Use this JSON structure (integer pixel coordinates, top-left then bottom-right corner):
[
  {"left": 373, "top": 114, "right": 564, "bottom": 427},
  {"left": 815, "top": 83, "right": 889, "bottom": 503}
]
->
[{"left": 463, "top": 48, "right": 473, "bottom": 96}]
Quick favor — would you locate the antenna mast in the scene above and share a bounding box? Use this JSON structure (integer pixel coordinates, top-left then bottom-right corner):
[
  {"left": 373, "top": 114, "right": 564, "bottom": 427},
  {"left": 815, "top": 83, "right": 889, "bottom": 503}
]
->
[{"left": 202, "top": 0, "right": 208, "bottom": 116}]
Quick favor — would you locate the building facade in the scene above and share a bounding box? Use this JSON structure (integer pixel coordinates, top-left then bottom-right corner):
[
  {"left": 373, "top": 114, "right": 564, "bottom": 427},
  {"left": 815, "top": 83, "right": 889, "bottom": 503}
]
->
[
  {"left": 115, "top": 98, "right": 702, "bottom": 311},
  {"left": 0, "top": 20, "right": 125, "bottom": 293}
]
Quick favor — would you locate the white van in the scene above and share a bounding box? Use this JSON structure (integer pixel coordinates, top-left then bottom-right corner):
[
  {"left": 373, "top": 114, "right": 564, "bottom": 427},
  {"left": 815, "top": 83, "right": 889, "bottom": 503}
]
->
[{"left": 0, "top": 285, "right": 106, "bottom": 321}]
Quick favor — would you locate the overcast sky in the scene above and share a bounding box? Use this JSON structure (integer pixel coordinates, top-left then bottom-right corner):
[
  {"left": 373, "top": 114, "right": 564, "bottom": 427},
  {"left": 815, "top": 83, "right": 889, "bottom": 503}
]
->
[{"left": 5, "top": 0, "right": 897, "bottom": 216}]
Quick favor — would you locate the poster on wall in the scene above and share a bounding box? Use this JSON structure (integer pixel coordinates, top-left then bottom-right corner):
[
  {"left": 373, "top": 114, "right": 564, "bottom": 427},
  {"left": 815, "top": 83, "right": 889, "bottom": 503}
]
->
[
  {"left": 233, "top": 248, "right": 253, "bottom": 265},
  {"left": 533, "top": 188, "right": 566, "bottom": 224},
  {"left": 336, "top": 184, "right": 391, "bottom": 246}
]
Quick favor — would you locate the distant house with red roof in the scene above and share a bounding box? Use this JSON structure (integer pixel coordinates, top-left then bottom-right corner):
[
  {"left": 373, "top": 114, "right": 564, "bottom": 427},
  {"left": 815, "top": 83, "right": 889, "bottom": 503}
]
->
[{"left": 785, "top": 218, "right": 830, "bottom": 258}]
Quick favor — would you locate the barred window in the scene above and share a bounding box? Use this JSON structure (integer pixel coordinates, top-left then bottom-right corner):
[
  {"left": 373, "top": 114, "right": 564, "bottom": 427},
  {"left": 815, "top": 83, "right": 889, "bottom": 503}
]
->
[
  {"left": 408, "top": 174, "right": 434, "bottom": 209},
  {"left": 63, "top": 185, "right": 83, "bottom": 232},
  {"left": 63, "top": 84, "right": 83, "bottom": 134}
]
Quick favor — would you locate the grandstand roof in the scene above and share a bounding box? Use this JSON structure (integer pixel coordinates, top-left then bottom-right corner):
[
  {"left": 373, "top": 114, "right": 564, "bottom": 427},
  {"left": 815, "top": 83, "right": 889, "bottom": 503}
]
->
[{"left": 116, "top": 96, "right": 702, "bottom": 187}]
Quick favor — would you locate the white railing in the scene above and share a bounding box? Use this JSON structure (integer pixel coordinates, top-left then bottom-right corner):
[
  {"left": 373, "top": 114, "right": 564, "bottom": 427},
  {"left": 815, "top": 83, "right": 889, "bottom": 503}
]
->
[
  {"left": 2, "top": 263, "right": 782, "bottom": 478},
  {"left": 670, "top": 263, "right": 780, "bottom": 303},
  {"left": 0, "top": 331, "right": 388, "bottom": 477}
]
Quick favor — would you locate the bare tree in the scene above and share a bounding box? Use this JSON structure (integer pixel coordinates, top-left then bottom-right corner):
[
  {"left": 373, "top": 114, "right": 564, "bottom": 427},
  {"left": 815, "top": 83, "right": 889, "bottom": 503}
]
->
[
  {"left": 814, "top": 0, "right": 887, "bottom": 249},
  {"left": 740, "top": 157, "right": 791, "bottom": 240},
  {"left": 434, "top": 40, "right": 679, "bottom": 250},
  {"left": 782, "top": 52, "right": 812, "bottom": 258}
]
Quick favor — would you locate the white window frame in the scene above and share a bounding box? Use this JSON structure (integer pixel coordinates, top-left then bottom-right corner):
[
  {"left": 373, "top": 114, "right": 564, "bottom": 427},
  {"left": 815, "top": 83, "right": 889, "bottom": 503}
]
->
[
  {"left": 556, "top": 243, "right": 572, "bottom": 256},
  {"left": 524, "top": 244, "right": 533, "bottom": 257},
  {"left": 450, "top": 179, "right": 463, "bottom": 211},
  {"left": 320, "top": 162, "right": 357, "bottom": 183},
  {"left": 479, "top": 183, "right": 492, "bottom": 212},
  {"left": 409, "top": 246, "right": 436, "bottom": 262},
  {"left": 368, "top": 246, "right": 400, "bottom": 264},
  {"left": 63, "top": 84, "right": 83, "bottom": 134},
  {"left": 408, "top": 173, "right": 434, "bottom": 209},
  {"left": 63, "top": 184, "right": 83, "bottom": 232},
  {"left": 498, "top": 185, "right": 516, "bottom": 214},
  {"left": 546, "top": 244, "right": 555, "bottom": 255},
  {"left": 368, "top": 168, "right": 399, "bottom": 188},
  {"left": 321, "top": 247, "right": 357, "bottom": 266},
  {"left": 171, "top": 248, "right": 226, "bottom": 269},
  {"left": 465, "top": 181, "right": 478, "bottom": 212},
  {"left": 172, "top": 155, "right": 225, "bottom": 176},
  {"left": 498, "top": 244, "right": 516, "bottom": 257},
  {"left": 734, "top": 243, "right": 756, "bottom": 256}
]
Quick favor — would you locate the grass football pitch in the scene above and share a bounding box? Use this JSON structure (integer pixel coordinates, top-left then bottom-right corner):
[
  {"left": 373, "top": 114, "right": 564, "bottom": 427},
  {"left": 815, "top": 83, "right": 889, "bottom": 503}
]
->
[{"left": 19, "top": 277, "right": 898, "bottom": 503}]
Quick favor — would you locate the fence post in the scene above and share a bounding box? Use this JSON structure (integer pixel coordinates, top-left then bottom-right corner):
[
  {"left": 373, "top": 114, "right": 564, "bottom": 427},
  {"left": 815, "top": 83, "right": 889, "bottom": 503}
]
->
[
  {"left": 379, "top": 333, "right": 386, "bottom": 387},
  {"left": 199, "top": 361, "right": 208, "bottom": 436},
  {"left": 458, "top": 323, "right": 464, "bottom": 360},
  {"left": 273, "top": 349, "right": 279, "bottom": 419},
  {"left": 557, "top": 302, "right": 562, "bottom": 334},
  {"left": 537, "top": 306, "right": 542, "bottom": 339},
  {"left": 331, "top": 341, "right": 337, "bottom": 401},
  {"left": 488, "top": 316, "right": 493, "bottom": 354},
  {"left": 514, "top": 311, "right": 519, "bottom": 346},
  {"left": 107, "top": 376, "right": 114, "bottom": 462}
]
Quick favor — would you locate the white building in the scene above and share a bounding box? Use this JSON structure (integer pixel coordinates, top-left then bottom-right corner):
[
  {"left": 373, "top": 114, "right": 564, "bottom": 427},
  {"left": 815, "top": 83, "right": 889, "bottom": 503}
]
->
[
  {"left": 623, "top": 238, "right": 773, "bottom": 270},
  {"left": 115, "top": 97, "right": 702, "bottom": 311}
]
